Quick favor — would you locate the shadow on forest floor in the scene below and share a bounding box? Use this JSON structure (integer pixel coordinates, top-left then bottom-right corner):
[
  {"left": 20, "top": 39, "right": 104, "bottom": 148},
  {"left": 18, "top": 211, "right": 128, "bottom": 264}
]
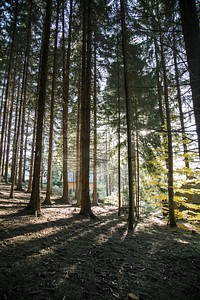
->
[{"left": 0, "top": 183, "right": 200, "bottom": 300}]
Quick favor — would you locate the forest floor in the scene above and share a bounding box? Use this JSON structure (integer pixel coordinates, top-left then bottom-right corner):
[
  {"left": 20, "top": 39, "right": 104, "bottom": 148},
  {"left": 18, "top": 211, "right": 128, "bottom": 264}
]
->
[{"left": 0, "top": 184, "right": 200, "bottom": 300}]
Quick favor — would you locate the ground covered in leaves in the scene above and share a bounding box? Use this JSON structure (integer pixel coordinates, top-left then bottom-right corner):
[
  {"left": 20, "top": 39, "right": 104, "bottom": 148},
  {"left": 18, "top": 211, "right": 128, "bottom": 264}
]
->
[{"left": 0, "top": 184, "right": 200, "bottom": 300}]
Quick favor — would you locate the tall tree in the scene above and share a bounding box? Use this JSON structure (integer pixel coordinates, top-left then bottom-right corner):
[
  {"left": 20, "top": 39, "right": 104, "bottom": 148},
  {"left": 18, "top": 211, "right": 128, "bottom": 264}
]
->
[
  {"left": 120, "top": 0, "right": 134, "bottom": 230},
  {"left": 92, "top": 40, "right": 98, "bottom": 206},
  {"left": 179, "top": 0, "right": 200, "bottom": 158},
  {"left": 4, "top": 68, "right": 17, "bottom": 183},
  {"left": 160, "top": 31, "right": 177, "bottom": 227},
  {"left": 27, "top": 0, "right": 52, "bottom": 215},
  {"left": 173, "top": 35, "right": 190, "bottom": 172},
  {"left": 44, "top": 0, "right": 60, "bottom": 205},
  {"left": 79, "top": 0, "right": 95, "bottom": 217},
  {"left": 0, "top": 0, "right": 18, "bottom": 176},
  {"left": 59, "top": 0, "right": 73, "bottom": 204},
  {"left": 9, "top": 80, "right": 21, "bottom": 198},
  {"left": 16, "top": 0, "right": 33, "bottom": 191}
]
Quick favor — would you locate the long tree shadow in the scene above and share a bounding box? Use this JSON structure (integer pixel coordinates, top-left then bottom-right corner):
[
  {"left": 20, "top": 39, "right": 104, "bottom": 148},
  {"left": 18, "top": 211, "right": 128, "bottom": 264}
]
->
[{"left": 0, "top": 185, "right": 200, "bottom": 300}]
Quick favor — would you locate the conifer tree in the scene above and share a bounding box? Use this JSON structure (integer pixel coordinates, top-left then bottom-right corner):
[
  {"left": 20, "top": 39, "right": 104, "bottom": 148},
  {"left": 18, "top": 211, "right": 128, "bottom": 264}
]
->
[
  {"left": 28, "top": 0, "right": 52, "bottom": 215},
  {"left": 179, "top": 0, "right": 200, "bottom": 158}
]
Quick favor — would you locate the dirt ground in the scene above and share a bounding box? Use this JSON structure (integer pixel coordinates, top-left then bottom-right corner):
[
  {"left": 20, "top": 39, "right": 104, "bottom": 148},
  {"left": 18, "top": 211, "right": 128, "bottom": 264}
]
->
[{"left": 0, "top": 184, "right": 200, "bottom": 300}]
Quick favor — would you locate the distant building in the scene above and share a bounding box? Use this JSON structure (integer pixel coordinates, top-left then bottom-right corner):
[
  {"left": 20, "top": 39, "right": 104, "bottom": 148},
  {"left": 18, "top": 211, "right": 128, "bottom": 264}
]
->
[{"left": 68, "top": 171, "right": 94, "bottom": 193}]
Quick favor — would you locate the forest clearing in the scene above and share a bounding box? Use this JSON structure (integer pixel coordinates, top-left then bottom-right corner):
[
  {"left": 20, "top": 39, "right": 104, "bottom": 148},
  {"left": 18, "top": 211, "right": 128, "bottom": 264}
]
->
[{"left": 0, "top": 183, "right": 200, "bottom": 300}]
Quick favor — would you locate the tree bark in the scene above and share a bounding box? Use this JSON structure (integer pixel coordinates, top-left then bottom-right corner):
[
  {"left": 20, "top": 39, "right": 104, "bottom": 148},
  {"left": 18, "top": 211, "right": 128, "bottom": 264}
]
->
[
  {"left": 27, "top": 108, "right": 37, "bottom": 193},
  {"left": 44, "top": 0, "right": 60, "bottom": 205},
  {"left": 120, "top": 0, "right": 134, "bottom": 230},
  {"left": 179, "top": 0, "right": 200, "bottom": 158},
  {"left": 22, "top": 110, "right": 30, "bottom": 182},
  {"left": 173, "top": 36, "right": 190, "bottom": 171},
  {"left": 117, "top": 63, "right": 121, "bottom": 216},
  {"left": 4, "top": 68, "right": 16, "bottom": 183},
  {"left": 75, "top": 69, "right": 81, "bottom": 205},
  {"left": 92, "top": 40, "right": 98, "bottom": 206},
  {"left": 0, "top": 0, "right": 18, "bottom": 174},
  {"left": 79, "top": 0, "right": 95, "bottom": 217},
  {"left": 16, "top": 0, "right": 32, "bottom": 191},
  {"left": 28, "top": 0, "right": 52, "bottom": 215},
  {"left": 160, "top": 32, "right": 177, "bottom": 227},
  {"left": 60, "top": 0, "right": 73, "bottom": 204},
  {"left": 9, "top": 81, "right": 21, "bottom": 198}
]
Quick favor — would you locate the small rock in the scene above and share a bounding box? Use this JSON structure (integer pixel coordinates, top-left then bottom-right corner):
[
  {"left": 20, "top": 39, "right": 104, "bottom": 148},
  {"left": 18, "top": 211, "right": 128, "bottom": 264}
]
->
[{"left": 128, "top": 293, "right": 140, "bottom": 300}]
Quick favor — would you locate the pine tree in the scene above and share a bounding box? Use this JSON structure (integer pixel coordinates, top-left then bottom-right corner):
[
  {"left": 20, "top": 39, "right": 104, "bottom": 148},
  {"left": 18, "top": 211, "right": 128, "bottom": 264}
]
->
[
  {"left": 27, "top": 0, "right": 52, "bottom": 215},
  {"left": 179, "top": 0, "right": 200, "bottom": 158}
]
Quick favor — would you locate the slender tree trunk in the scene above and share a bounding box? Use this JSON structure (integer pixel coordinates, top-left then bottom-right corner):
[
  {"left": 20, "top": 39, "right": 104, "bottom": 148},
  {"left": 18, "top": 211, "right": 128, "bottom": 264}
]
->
[
  {"left": 116, "top": 28, "right": 121, "bottom": 216},
  {"left": 117, "top": 67, "right": 121, "bottom": 216},
  {"left": 173, "top": 37, "right": 190, "bottom": 171},
  {"left": 92, "top": 41, "right": 98, "bottom": 206},
  {"left": 179, "top": 0, "right": 200, "bottom": 158},
  {"left": 120, "top": 0, "right": 134, "bottom": 230},
  {"left": 4, "top": 69, "right": 16, "bottom": 183},
  {"left": 160, "top": 32, "right": 177, "bottom": 227},
  {"left": 1, "top": 115, "right": 8, "bottom": 177},
  {"left": 79, "top": 0, "right": 95, "bottom": 217},
  {"left": 106, "top": 122, "right": 109, "bottom": 197},
  {"left": 16, "top": 0, "right": 32, "bottom": 191},
  {"left": 44, "top": 0, "right": 60, "bottom": 205},
  {"left": 27, "top": 108, "right": 37, "bottom": 193},
  {"left": 0, "top": 71, "right": 7, "bottom": 127},
  {"left": 136, "top": 128, "right": 140, "bottom": 219},
  {"left": 9, "top": 81, "right": 21, "bottom": 198},
  {"left": 134, "top": 99, "right": 140, "bottom": 220},
  {"left": 27, "top": 0, "right": 52, "bottom": 215},
  {"left": 60, "top": 0, "right": 73, "bottom": 204},
  {"left": 154, "top": 37, "right": 169, "bottom": 216},
  {"left": 22, "top": 110, "right": 30, "bottom": 182},
  {"left": 0, "top": 0, "right": 18, "bottom": 175},
  {"left": 75, "top": 70, "right": 81, "bottom": 205}
]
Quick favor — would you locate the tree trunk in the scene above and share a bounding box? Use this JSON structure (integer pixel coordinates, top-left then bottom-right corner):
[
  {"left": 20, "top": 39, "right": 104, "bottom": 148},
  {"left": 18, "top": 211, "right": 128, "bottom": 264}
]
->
[
  {"left": 120, "top": 0, "right": 134, "bottom": 230},
  {"left": 0, "top": 0, "right": 18, "bottom": 175},
  {"left": 160, "top": 32, "right": 177, "bottom": 227},
  {"left": 27, "top": 0, "right": 52, "bottom": 215},
  {"left": 4, "top": 68, "right": 16, "bottom": 183},
  {"left": 22, "top": 110, "right": 30, "bottom": 182},
  {"left": 173, "top": 36, "right": 190, "bottom": 171},
  {"left": 92, "top": 40, "right": 98, "bottom": 206},
  {"left": 9, "top": 82, "right": 21, "bottom": 198},
  {"left": 16, "top": 0, "right": 32, "bottom": 191},
  {"left": 75, "top": 70, "right": 81, "bottom": 205},
  {"left": 60, "top": 0, "right": 73, "bottom": 204},
  {"left": 179, "top": 0, "right": 200, "bottom": 158},
  {"left": 106, "top": 122, "right": 110, "bottom": 197},
  {"left": 79, "top": 0, "right": 95, "bottom": 218},
  {"left": 117, "top": 63, "right": 121, "bottom": 216},
  {"left": 27, "top": 108, "right": 37, "bottom": 193},
  {"left": 0, "top": 71, "right": 7, "bottom": 127},
  {"left": 44, "top": 0, "right": 60, "bottom": 205}
]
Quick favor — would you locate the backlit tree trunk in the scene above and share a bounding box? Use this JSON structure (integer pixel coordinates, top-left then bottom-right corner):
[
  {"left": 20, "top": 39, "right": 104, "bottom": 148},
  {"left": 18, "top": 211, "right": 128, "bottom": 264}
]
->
[
  {"left": 179, "top": 0, "right": 200, "bottom": 158},
  {"left": 160, "top": 32, "right": 176, "bottom": 227},
  {"left": 173, "top": 36, "right": 190, "bottom": 171},
  {"left": 120, "top": 0, "right": 134, "bottom": 230}
]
